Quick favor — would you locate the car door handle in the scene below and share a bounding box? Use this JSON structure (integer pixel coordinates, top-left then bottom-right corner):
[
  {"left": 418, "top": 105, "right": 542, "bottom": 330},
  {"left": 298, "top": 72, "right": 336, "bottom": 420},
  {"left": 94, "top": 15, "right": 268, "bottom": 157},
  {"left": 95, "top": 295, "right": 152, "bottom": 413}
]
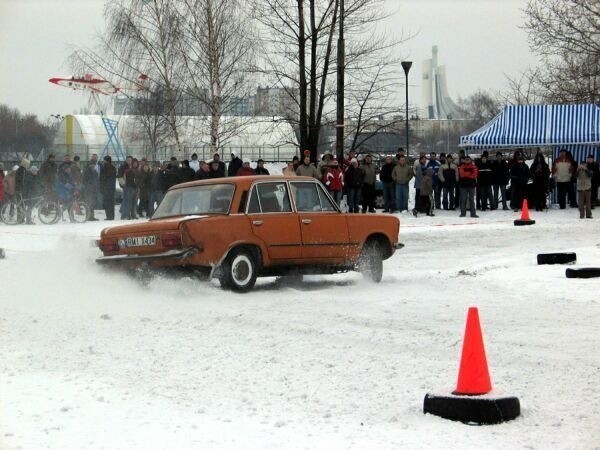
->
[
  {"left": 252, "top": 220, "right": 263, "bottom": 226},
  {"left": 302, "top": 219, "right": 312, "bottom": 224}
]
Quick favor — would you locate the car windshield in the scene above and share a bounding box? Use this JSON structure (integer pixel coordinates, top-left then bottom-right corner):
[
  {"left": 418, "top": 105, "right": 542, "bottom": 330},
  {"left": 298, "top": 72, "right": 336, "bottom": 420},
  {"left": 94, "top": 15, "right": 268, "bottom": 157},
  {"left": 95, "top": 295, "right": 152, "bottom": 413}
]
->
[{"left": 152, "top": 184, "right": 235, "bottom": 219}]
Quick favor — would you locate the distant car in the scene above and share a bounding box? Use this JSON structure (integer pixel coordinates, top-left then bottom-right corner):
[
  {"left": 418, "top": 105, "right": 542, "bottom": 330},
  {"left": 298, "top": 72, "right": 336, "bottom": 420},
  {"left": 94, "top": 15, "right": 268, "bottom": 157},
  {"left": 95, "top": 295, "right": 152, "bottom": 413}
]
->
[{"left": 97, "top": 175, "right": 403, "bottom": 292}]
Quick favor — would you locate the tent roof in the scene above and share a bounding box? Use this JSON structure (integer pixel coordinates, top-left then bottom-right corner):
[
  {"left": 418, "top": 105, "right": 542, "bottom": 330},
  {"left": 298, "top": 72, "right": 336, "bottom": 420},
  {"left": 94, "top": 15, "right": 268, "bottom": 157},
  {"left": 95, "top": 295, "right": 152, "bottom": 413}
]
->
[{"left": 459, "top": 104, "right": 600, "bottom": 149}]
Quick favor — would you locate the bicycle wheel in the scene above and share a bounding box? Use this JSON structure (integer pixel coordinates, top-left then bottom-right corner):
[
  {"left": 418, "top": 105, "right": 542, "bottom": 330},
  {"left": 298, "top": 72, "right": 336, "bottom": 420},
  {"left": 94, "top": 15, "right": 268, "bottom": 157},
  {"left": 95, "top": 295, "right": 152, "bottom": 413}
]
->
[
  {"left": 1, "top": 201, "right": 25, "bottom": 225},
  {"left": 69, "top": 200, "right": 90, "bottom": 223},
  {"left": 37, "top": 200, "right": 61, "bottom": 225}
]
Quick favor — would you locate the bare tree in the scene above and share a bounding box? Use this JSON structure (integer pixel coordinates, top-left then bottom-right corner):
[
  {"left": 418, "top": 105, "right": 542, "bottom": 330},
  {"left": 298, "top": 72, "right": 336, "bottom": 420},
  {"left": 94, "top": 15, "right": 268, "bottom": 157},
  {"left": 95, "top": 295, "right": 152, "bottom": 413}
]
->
[
  {"left": 71, "top": 0, "right": 186, "bottom": 154},
  {"left": 521, "top": 0, "right": 600, "bottom": 103},
  {"left": 177, "top": 0, "right": 257, "bottom": 151},
  {"left": 0, "top": 105, "right": 52, "bottom": 160},
  {"left": 250, "top": 0, "right": 399, "bottom": 161}
]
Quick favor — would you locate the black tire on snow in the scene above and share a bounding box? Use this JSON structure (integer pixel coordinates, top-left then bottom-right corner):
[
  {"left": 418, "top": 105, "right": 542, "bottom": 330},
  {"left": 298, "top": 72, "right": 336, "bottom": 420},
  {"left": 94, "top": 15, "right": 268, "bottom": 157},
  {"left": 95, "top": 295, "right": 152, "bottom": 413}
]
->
[
  {"left": 358, "top": 240, "right": 384, "bottom": 283},
  {"left": 423, "top": 393, "right": 520, "bottom": 425},
  {"left": 537, "top": 252, "right": 577, "bottom": 265},
  {"left": 565, "top": 267, "right": 600, "bottom": 279},
  {"left": 220, "top": 247, "right": 258, "bottom": 292}
]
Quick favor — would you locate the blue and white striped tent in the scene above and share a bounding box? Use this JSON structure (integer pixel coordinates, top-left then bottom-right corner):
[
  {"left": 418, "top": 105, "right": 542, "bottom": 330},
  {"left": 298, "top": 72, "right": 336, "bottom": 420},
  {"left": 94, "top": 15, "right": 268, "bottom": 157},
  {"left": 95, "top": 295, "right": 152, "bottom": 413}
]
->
[{"left": 459, "top": 104, "right": 600, "bottom": 162}]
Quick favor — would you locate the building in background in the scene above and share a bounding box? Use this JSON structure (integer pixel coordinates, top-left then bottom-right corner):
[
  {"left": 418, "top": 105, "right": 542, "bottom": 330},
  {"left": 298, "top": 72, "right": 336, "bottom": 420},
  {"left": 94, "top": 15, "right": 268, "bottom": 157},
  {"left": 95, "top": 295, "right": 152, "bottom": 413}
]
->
[
  {"left": 113, "top": 87, "right": 297, "bottom": 119},
  {"left": 421, "top": 46, "right": 462, "bottom": 120}
]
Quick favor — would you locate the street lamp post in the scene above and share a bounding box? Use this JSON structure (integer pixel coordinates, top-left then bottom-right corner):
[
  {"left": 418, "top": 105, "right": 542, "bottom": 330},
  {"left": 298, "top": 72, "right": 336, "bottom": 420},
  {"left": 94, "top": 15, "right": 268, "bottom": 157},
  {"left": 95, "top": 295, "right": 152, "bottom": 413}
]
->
[
  {"left": 336, "top": 0, "right": 345, "bottom": 163},
  {"left": 401, "top": 61, "right": 412, "bottom": 159}
]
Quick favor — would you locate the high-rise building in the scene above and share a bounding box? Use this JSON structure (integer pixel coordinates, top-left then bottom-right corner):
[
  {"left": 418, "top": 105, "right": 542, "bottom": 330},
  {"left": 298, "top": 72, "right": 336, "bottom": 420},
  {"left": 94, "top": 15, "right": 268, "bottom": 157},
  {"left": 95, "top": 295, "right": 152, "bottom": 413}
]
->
[{"left": 421, "top": 46, "right": 461, "bottom": 120}]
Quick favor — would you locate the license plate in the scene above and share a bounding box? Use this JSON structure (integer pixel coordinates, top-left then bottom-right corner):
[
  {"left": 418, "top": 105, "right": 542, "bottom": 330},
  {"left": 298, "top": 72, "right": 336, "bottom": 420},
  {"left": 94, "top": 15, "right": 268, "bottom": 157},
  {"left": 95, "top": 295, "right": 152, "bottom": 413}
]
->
[{"left": 118, "top": 235, "right": 157, "bottom": 248}]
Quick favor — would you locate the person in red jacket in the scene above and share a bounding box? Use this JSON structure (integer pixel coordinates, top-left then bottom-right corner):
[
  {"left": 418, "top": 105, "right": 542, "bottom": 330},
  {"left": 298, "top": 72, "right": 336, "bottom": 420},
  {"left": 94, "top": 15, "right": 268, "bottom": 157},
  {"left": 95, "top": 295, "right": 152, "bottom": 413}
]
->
[
  {"left": 323, "top": 158, "right": 344, "bottom": 205},
  {"left": 236, "top": 159, "right": 255, "bottom": 176},
  {"left": 458, "top": 155, "right": 479, "bottom": 218}
]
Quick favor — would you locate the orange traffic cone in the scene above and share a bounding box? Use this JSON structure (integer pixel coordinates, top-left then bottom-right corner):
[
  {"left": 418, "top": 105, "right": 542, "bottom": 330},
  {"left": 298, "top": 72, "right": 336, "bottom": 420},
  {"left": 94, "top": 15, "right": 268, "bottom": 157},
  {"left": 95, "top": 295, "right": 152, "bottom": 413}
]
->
[
  {"left": 453, "top": 307, "right": 492, "bottom": 395},
  {"left": 514, "top": 199, "right": 535, "bottom": 226},
  {"left": 423, "top": 307, "right": 521, "bottom": 424}
]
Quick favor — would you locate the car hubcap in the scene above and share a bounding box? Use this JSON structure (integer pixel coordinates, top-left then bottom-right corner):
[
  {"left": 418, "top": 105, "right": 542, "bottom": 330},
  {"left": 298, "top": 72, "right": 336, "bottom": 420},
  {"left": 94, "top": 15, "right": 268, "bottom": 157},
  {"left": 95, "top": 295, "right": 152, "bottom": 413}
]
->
[{"left": 232, "top": 255, "right": 252, "bottom": 285}]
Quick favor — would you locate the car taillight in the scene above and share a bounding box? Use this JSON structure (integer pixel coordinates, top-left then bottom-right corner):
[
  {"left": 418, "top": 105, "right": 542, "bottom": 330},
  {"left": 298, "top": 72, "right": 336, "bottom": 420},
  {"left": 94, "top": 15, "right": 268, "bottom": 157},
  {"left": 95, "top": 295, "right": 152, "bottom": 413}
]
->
[
  {"left": 99, "top": 238, "right": 119, "bottom": 253},
  {"left": 161, "top": 231, "right": 182, "bottom": 248}
]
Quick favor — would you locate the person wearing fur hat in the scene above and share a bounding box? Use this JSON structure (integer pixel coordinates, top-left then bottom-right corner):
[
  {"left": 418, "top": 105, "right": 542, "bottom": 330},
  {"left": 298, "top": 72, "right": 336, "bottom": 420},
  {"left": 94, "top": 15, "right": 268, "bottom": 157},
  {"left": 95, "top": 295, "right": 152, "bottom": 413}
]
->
[{"left": 236, "top": 158, "right": 255, "bottom": 176}]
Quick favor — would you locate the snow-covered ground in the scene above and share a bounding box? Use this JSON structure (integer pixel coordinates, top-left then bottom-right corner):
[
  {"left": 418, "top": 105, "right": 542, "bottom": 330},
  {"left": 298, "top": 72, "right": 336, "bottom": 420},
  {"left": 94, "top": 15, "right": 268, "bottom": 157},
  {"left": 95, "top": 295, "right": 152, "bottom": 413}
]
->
[{"left": 0, "top": 206, "right": 598, "bottom": 449}]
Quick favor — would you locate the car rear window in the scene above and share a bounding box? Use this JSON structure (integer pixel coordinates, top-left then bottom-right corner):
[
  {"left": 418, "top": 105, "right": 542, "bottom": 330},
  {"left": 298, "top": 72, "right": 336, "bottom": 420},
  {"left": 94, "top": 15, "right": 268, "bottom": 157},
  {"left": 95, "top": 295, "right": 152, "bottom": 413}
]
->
[{"left": 152, "top": 184, "right": 234, "bottom": 218}]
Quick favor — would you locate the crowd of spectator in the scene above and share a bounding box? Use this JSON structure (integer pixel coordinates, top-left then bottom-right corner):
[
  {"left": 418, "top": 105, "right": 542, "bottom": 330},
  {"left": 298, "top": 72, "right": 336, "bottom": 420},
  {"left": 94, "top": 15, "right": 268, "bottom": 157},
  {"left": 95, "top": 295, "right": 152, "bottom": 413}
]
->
[
  {"left": 1, "top": 147, "right": 598, "bottom": 222},
  {"left": 284, "top": 147, "right": 599, "bottom": 220}
]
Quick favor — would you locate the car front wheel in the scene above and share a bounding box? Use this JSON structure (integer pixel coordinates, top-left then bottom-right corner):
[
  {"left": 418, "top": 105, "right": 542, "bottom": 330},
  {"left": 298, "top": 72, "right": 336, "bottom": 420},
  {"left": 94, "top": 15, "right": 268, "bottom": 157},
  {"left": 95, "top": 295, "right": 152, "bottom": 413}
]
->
[
  {"left": 220, "top": 248, "right": 258, "bottom": 292},
  {"left": 358, "top": 240, "right": 384, "bottom": 282}
]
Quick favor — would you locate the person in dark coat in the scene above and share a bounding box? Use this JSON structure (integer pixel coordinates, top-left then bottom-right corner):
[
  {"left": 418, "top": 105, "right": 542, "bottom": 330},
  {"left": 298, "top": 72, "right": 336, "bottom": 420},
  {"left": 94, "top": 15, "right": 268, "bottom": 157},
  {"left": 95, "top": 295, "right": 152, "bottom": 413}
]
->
[
  {"left": 587, "top": 154, "right": 600, "bottom": 208},
  {"left": 477, "top": 153, "right": 494, "bottom": 211},
  {"left": 14, "top": 158, "right": 31, "bottom": 202},
  {"left": 509, "top": 155, "right": 530, "bottom": 211},
  {"left": 82, "top": 160, "right": 100, "bottom": 220},
  {"left": 492, "top": 152, "right": 510, "bottom": 210},
  {"left": 254, "top": 159, "right": 270, "bottom": 175},
  {"left": 227, "top": 151, "right": 243, "bottom": 177},
  {"left": 163, "top": 163, "right": 181, "bottom": 191},
  {"left": 178, "top": 160, "right": 196, "bottom": 183},
  {"left": 136, "top": 163, "right": 153, "bottom": 217},
  {"left": 99, "top": 156, "right": 117, "bottom": 220},
  {"left": 438, "top": 154, "right": 458, "bottom": 210},
  {"left": 196, "top": 161, "right": 211, "bottom": 180},
  {"left": 209, "top": 153, "right": 226, "bottom": 178},
  {"left": 39, "top": 154, "right": 57, "bottom": 197},
  {"left": 344, "top": 158, "right": 364, "bottom": 213},
  {"left": 117, "top": 156, "right": 137, "bottom": 220},
  {"left": 379, "top": 155, "right": 395, "bottom": 212},
  {"left": 530, "top": 153, "right": 550, "bottom": 211},
  {"left": 566, "top": 151, "right": 578, "bottom": 208},
  {"left": 149, "top": 163, "right": 166, "bottom": 217},
  {"left": 417, "top": 167, "right": 435, "bottom": 217}
]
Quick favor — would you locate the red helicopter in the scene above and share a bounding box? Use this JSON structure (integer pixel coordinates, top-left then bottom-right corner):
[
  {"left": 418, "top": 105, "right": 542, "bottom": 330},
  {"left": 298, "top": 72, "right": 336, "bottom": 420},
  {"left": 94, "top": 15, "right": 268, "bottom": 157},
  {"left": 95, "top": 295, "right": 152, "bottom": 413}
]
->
[{"left": 49, "top": 73, "right": 147, "bottom": 95}]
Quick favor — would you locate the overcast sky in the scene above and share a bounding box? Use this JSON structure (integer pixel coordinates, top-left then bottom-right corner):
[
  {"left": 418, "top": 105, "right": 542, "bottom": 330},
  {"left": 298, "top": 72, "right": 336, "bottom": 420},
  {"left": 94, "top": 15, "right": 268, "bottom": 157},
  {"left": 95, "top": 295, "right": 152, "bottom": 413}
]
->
[{"left": 0, "top": 0, "right": 538, "bottom": 121}]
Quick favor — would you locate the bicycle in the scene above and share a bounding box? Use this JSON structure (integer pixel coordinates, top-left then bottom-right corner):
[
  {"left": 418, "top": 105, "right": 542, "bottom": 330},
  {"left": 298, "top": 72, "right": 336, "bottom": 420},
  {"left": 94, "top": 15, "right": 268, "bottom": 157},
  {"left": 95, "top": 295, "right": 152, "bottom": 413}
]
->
[
  {"left": 0, "top": 194, "right": 61, "bottom": 225},
  {"left": 55, "top": 190, "right": 90, "bottom": 224}
]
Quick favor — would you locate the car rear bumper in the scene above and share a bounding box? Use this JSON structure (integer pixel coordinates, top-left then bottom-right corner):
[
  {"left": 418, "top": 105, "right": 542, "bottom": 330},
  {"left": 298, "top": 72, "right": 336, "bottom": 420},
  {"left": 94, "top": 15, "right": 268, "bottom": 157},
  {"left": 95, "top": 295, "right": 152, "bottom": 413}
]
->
[{"left": 96, "top": 247, "right": 198, "bottom": 265}]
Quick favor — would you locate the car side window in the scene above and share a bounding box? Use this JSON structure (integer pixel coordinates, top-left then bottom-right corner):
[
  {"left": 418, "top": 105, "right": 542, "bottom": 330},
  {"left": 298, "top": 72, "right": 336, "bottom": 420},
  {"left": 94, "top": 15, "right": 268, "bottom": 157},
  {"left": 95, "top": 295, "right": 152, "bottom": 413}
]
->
[
  {"left": 291, "top": 182, "right": 321, "bottom": 211},
  {"left": 258, "top": 182, "right": 291, "bottom": 213},
  {"left": 247, "top": 187, "right": 261, "bottom": 214},
  {"left": 247, "top": 182, "right": 291, "bottom": 214},
  {"left": 316, "top": 184, "right": 337, "bottom": 211}
]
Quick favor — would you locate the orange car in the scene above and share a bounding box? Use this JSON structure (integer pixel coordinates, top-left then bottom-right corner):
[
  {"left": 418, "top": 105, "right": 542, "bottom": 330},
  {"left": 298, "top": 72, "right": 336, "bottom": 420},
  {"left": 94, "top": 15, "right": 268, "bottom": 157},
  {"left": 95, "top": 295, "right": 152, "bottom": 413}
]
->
[{"left": 97, "top": 176, "right": 402, "bottom": 291}]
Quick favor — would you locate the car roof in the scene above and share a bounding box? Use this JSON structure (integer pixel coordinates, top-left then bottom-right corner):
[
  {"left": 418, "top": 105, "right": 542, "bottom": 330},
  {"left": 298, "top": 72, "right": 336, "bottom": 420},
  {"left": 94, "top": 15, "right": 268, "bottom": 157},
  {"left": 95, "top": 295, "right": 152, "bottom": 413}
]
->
[{"left": 170, "top": 175, "right": 316, "bottom": 191}]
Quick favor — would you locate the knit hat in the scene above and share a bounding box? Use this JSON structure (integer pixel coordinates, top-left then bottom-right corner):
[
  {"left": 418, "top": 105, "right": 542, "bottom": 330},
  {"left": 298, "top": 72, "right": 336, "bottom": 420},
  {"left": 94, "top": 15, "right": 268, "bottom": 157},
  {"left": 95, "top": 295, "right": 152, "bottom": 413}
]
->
[
  {"left": 30, "top": 165, "right": 39, "bottom": 172},
  {"left": 243, "top": 158, "right": 251, "bottom": 164},
  {"left": 20, "top": 158, "right": 31, "bottom": 169}
]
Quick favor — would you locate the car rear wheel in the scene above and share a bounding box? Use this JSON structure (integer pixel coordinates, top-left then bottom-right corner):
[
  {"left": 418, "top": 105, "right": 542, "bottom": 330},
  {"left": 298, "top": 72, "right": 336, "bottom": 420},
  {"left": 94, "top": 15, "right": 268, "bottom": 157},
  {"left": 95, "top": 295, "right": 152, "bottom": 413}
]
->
[
  {"left": 220, "top": 248, "right": 258, "bottom": 292},
  {"left": 358, "top": 239, "right": 384, "bottom": 282}
]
